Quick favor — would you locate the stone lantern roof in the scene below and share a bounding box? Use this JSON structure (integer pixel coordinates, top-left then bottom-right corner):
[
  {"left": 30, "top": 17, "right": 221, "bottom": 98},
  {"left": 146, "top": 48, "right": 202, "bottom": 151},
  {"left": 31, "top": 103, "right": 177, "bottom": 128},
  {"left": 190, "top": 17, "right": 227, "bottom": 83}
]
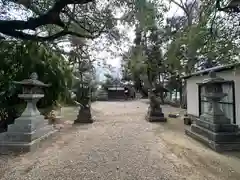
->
[
  {"left": 13, "top": 72, "right": 50, "bottom": 87},
  {"left": 200, "top": 71, "right": 227, "bottom": 85}
]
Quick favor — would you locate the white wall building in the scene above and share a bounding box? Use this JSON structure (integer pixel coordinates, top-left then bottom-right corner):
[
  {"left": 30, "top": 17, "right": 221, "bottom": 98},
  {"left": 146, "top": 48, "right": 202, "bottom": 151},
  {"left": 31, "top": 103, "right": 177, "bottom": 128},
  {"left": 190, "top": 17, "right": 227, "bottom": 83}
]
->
[{"left": 184, "top": 63, "right": 240, "bottom": 126}]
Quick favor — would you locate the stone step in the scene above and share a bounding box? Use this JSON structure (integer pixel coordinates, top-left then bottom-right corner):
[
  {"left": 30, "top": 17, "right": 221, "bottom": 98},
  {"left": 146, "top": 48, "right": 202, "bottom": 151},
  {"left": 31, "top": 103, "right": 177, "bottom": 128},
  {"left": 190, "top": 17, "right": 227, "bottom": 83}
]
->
[
  {"left": 8, "top": 118, "right": 49, "bottom": 133},
  {"left": 200, "top": 114, "right": 231, "bottom": 124},
  {"left": 191, "top": 124, "right": 240, "bottom": 143},
  {"left": 0, "top": 129, "right": 57, "bottom": 153},
  {"left": 145, "top": 114, "right": 167, "bottom": 122},
  {"left": 3, "top": 125, "right": 54, "bottom": 143},
  {"left": 195, "top": 119, "right": 238, "bottom": 132},
  {"left": 185, "top": 128, "right": 240, "bottom": 152},
  {"left": 8, "top": 116, "right": 49, "bottom": 132}
]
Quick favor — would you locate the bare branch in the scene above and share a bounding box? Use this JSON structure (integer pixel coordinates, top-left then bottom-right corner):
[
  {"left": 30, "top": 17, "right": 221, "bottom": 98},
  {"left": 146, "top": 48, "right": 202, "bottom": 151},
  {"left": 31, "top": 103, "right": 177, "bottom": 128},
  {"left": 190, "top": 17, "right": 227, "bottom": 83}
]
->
[{"left": 169, "top": 0, "right": 188, "bottom": 14}]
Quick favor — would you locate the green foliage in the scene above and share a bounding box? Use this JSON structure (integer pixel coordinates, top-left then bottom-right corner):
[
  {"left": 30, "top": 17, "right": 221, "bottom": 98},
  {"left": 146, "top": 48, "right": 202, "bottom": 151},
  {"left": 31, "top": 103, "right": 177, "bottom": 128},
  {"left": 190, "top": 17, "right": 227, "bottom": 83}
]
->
[
  {"left": 121, "top": 1, "right": 164, "bottom": 95},
  {"left": 0, "top": 41, "right": 73, "bottom": 110},
  {"left": 0, "top": 41, "right": 73, "bottom": 129},
  {"left": 164, "top": 0, "right": 239, "bottom": 74},
  {"left": 121, "top": 0, "right": 240, "bottom": 106}
]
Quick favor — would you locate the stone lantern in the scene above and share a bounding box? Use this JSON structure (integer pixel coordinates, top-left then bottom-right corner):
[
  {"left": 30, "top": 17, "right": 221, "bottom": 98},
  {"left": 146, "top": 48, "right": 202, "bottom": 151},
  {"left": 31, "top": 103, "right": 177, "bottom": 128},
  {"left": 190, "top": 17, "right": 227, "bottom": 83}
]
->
[
  {"left": 185, "top": 71, "right": 240, "bottom": 152},
  {"left": 200, "top": 71, "right": 230, "bottom": 124},
  {"left": 0, "top": 73, "right": 56, "bottom": 153},
  {"left": 73, "top": 81, "right": 93, "bottom": 124},
  {"left": 14, "top": 72, "right": 50, "bottom": 117}
]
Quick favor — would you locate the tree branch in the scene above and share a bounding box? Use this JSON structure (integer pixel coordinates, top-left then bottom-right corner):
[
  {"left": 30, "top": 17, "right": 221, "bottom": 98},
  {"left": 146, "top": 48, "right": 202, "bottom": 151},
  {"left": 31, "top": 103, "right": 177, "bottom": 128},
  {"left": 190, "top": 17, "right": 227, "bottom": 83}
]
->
[
  {"left": 2, "top": 28, "right": 102, "bottom": 41},
  {"left": 0, "top": 0, "right": 95, "bottom": 40},
  {"left": 170, "top": 0, "right": 188, "bottom": 15}
]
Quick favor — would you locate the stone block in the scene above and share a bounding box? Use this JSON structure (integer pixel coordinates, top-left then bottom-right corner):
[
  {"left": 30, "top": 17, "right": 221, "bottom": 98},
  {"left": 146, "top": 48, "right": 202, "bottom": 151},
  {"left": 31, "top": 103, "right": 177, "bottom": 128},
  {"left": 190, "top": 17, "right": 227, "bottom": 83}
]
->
[
  {"left": 7, "top": 116, "right": 48, "bottom": 132},
  {"left": 2, "top": 125, "right": 54, "bottom": 143},
  {"left": 0, "top": 115, "right": 57, "bottom": 154},
  {"left": 146, "top": 106, "right": 167, "bottom": 122},
  {"left": 184, "top": 117, "right": 192, "bottom": 125},
  {"left": 74, "top": 117, "right": 93, "bottom": 124},
  {"left": 0, "top": 130, "right": 57, "bottom": 154},
  {"left": 190, "top": 124, "right": 240, "bottom": 143},
  {"left": 149, "top": 111, "right": 164, "bottom": 117},
  {"left": 74, "top": 108, "right": 93, "bottom": 124},
  {"left": 185, "top": 128, "right": 240, "bottom": 152},
  {"left": 200, "top": 113, "right": 231, "bottom": 124},
  {"left": 146, "top": 115, "right": 167, "bottom": 122},
  {"left": 169, "top": 114, "right": 178, "bottom": 118},
  {"left": 195, "top": 118, "right": 238, "bottom": 132}
]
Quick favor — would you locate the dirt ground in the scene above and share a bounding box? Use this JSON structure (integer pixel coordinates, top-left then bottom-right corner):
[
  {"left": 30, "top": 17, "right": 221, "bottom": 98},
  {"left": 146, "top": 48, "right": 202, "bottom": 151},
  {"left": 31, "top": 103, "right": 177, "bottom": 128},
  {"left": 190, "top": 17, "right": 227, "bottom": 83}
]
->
[{"left": 0, "top": 100, "right": 240, "bottom": 180}]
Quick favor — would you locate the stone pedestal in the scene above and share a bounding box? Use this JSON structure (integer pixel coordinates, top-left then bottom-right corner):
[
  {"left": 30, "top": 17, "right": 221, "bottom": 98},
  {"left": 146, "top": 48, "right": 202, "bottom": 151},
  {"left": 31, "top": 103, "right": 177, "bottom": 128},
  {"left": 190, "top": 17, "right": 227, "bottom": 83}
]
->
[
  {"left": 0, "top": 95, "right": 56, "bottom": 153},
  {"left": 185, "top": 115, "right": 240, "bottom": 152},
  {"left": 74, "top": 107, "right": 93, "bottom": 124},
  {"left": 145, "top": 107, "right": 167, "bottom": 122}
]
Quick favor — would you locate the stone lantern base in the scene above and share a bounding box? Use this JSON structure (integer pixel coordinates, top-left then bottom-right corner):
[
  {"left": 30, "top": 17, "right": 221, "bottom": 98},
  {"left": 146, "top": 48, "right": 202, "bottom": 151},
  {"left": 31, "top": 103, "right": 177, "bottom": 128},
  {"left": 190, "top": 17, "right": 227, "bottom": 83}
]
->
[
  {"left": 0, "top": 114, "right": 57, "bottom": 154},
  {"left": 74, "top": 107, "right": 93, "bottom": 124},
  {"left": 145, "top": 107, "right": 167, "bottom": 122},
  {"left": 185, "top": 114, "right": 240, "bottom": 152}
]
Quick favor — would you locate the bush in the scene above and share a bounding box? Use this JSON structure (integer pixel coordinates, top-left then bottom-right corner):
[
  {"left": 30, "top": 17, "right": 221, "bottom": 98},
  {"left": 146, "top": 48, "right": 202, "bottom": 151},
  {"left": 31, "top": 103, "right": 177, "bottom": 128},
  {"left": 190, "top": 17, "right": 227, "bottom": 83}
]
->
[{"left": 0, "top": 104, "right": 25, "bottom": 132}]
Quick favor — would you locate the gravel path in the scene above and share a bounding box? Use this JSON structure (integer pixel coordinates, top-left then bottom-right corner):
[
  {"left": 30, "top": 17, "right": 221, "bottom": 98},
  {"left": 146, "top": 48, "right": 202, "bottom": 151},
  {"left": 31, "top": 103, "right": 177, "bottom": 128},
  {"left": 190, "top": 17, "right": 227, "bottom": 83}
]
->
[{"left": 0, "top": 100, "right": 240, "bottom": 180}]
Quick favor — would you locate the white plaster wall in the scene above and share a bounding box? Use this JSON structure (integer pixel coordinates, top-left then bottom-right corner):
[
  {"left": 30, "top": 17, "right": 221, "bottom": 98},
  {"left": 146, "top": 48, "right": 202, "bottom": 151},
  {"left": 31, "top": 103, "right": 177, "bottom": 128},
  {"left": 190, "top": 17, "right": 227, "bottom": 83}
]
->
[{"left": 186, "top": 69, "right": 240, "bottom": 126}]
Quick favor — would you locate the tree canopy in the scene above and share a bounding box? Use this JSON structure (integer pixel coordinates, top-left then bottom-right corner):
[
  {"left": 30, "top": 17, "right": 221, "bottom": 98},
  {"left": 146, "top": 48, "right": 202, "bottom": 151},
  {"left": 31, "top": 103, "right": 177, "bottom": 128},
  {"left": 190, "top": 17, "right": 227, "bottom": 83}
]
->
[
  {"left": 0, "top": 0, "right": 133, "bottom": 41},
  {"left": 121, "top": 0, "right": 240, "bottom": 105}
]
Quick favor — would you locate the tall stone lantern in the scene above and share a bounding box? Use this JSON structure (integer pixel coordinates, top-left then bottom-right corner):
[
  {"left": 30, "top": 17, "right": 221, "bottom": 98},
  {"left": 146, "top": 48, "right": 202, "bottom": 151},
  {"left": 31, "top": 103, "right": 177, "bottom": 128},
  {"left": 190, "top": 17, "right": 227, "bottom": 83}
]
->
[
  {"left": 14, "top": 72, "right": 50, "bottom": 117},
  {"left": 185, "top": 71, "right": 240, "bottom": 152},
  {"left": 0, "top": 73, "right": 56, "bottom": 153},
  {"left": 200, "top": 71, "right": 230, "bottom": 124}
]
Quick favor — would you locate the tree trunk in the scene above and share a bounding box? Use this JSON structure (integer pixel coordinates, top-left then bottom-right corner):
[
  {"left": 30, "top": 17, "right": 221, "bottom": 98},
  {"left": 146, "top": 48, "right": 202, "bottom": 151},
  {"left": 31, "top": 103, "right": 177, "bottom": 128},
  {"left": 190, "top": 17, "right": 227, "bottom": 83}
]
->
[
  {"left": 160, "top": 91, "right": 165, "bottom": 104},
  {"left": 175, "top": 89, "right": 178, "bottom": 102},
  {"left": 181, "top": 80, "right": 187, "bottom": 109},
  {"left": 179, "top": 81, "right": 183, "bottom": 107}
]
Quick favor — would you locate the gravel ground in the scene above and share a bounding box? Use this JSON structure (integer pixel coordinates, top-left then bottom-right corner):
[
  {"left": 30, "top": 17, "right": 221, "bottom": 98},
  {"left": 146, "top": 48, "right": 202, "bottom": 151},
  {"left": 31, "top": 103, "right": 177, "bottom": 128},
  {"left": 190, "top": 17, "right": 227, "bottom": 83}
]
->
[{"left": 0, "top": 100, "right": 240, "bottom": 180}]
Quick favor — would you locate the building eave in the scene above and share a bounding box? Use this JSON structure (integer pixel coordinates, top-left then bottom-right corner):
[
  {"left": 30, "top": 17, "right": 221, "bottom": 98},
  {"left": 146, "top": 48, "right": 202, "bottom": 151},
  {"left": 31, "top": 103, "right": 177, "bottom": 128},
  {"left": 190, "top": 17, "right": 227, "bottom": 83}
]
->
[{"left": 182, "top": 63, "right": 240, "bottom": 80}]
